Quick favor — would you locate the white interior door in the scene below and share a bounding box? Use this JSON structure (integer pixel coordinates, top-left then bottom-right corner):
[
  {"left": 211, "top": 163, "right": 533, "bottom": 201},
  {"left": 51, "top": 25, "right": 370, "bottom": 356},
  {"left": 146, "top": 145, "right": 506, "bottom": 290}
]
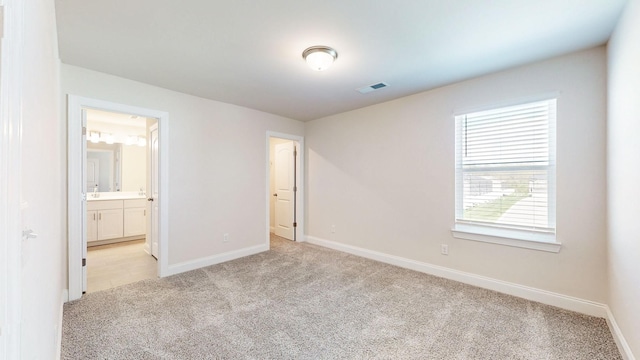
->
[
  {"left": 81, "top": 109, "right": 88, "bottom": 293},
  {"left": 86, "top": 158, "right": 99, "bottom": 192},
  {"left": 150, "top": 124, "right": 159, "bottom": 258},
  {"left": 274, "top": 141, "right": 295, "bottom": 240}
]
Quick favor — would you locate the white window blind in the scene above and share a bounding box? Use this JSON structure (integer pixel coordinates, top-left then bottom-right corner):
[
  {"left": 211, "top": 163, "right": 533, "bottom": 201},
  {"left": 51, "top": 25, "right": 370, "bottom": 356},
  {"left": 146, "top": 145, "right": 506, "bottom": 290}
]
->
[{"left": 455, "top": 99, "right": 556, "bottom": 236}]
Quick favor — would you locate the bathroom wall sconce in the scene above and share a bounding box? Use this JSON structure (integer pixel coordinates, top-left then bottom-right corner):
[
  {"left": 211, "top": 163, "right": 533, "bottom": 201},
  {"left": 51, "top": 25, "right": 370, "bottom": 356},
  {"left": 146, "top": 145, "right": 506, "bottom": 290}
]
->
[
  {"left": 126, "top": 135, "right": 137, "bottom": 146},
  {"left": 302, "top": 46, "right": 338, "bottom": 71},
  {"left": 89, "top": 131, "right": 100, "bottom": 143},
  {"left": 126, "top": 135, "right": 147, "bottom": 147},
  {"left": 101, "top": 133, "right": 114, "bottom": 144},
  {"left": 88, "top": 132, "right": 146, "bottom": 146}
]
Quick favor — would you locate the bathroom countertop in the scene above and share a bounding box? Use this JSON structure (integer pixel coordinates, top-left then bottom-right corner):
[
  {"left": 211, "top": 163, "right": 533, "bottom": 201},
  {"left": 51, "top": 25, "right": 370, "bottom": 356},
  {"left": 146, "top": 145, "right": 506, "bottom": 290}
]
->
[{"left": 87, "top": 193, "right": 147, "bottom": 201}]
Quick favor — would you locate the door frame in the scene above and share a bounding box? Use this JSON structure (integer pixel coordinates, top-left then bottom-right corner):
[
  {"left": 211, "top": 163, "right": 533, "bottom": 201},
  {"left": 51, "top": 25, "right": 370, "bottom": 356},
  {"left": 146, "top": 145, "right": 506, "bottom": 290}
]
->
[
  {"left": 0, "top": 0, "right": 25, "bottom": 356},
  {"left": 266, "top": 132, "right": 304, "bottom": 247},
  {"left": 67, "top": 95, "right": 170, "bottom": 301}
]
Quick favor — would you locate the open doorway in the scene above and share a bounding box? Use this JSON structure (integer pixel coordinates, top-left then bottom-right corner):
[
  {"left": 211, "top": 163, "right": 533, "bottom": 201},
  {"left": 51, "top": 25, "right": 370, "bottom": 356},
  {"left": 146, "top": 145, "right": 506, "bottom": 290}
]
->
[
  {"left": 84, "top": 109, "right": 157, "bottom": 293},
  {"left": 267, "top": 132, "right": 304, "bottom": 246},
  {"left": 68, "top": 95, "right": 169, "bottom": 301}
]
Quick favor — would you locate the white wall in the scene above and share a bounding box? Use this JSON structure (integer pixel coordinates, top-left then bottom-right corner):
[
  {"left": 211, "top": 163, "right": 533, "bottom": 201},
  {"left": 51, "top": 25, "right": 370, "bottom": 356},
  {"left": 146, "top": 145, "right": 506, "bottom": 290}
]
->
[
  {"left": 61, "top": 64, "right": 304, "bottom": 268},
  {"left": 19, "top": 0, "right": 66, "bottom": 358},
  {"left": 607, "top": 0, "right": 640, "bottom": 357},
  {"left": 121, "top": 144, "right": 146, "bottom": 192},
  {"left": 306, "top": 47, "right": 608, "bottom": 303}
]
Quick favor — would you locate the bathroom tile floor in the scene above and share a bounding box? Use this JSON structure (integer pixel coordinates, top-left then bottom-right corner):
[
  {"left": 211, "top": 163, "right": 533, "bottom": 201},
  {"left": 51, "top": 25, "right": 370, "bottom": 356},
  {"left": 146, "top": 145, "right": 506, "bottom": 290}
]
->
[{"left": 86, "top": 239, "right": 157, "bottom": 293}]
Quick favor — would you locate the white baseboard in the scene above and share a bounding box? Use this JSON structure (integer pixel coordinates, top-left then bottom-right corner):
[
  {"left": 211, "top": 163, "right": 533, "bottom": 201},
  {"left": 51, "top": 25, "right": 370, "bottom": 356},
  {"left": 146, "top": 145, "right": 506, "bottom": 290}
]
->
[
  {"left": 305, "top": 235, "right": 607, "bottom": 318},
  {"left": 87, "top": 235, "right": 145, "bottom": 248},
  {"left": 57, "top": 289, "right": 68, "bottom": 360},
  {"left": 143, "top": 241, "right": 151, "bottom": 255},
  {"left": 166, "top": 243, "right": 269, "bottom": 276},
  {"left": 606, "top": 306, "right": 637, "bottom": 360}
]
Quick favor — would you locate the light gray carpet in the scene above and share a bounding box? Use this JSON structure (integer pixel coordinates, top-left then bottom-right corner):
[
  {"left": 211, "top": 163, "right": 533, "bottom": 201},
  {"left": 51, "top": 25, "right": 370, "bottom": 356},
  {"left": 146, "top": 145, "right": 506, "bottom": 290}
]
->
[{"left": 62, "top": 235, "right": 621, "bottom": 359}]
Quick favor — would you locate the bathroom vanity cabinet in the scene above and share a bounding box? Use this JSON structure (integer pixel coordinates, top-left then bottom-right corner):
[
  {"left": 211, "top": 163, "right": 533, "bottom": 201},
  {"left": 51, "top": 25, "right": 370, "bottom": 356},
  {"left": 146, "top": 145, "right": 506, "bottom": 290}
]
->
[
  {"left": 123, "top": 199, "right": 147, "bottom": 237},
  {"left": 87, "top": 198, "right": 146, "bottom": 245}
]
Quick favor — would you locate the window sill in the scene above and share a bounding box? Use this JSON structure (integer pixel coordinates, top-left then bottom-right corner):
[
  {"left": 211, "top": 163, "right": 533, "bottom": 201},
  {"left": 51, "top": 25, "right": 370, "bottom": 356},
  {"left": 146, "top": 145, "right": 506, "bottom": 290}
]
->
[{"left": 451, "top": 223, "right": 561, "bottom": 253}]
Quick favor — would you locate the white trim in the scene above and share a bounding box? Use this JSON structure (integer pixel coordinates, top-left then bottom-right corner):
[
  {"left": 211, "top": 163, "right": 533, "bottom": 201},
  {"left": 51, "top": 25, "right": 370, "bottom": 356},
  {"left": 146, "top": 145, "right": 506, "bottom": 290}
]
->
[
  {"left": 453, "top": 98, "right": 559, "bottom": 253},
  {"left": 0, "top": 0, "right": 24, "bottom": 357},
  {"left": 451, "top": 224, "right": 561, "bottom": 253},
  {"left": 606, "top": 306, "right": 637, "bottom": 360},
  {"left": 166, "top": 244, "right": 268, "bottom": 276},
  {"left": 305, "top": 235, "right": 606, "bottom": 318},
  {"left": 55, "top": 289, "right": 68, "bottom": 360},
  {"left": 452, "top": 91, "right": 561, "bottom": 117},
  {"left": 67, "top": 95, "right": 170, "bottom": 301},
  {"left": 265, "top": 131, "right": 305, "bottom": 247},
  {"left": 143, "top": 242, "right": 151, "bottom": 255},
  {"left": 67, "top": 95, "right": 83, "bottom": 300}
]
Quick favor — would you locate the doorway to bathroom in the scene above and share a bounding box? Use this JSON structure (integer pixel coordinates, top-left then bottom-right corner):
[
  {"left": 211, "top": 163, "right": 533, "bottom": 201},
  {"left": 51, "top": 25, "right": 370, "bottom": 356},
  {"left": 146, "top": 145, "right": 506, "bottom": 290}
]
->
[
  {"left": 84, "top": 109, "right": 157, "bottom": 293},
  {"left": 67, "top": 96, "right": 169, "bottom": 301}
]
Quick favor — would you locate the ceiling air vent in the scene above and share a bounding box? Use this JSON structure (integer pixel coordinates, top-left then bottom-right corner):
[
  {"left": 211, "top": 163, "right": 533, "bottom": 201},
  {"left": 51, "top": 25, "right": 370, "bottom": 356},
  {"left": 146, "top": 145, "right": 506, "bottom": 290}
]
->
[{"left": 356, "top": 82, "right": 389, "bottom": 94}]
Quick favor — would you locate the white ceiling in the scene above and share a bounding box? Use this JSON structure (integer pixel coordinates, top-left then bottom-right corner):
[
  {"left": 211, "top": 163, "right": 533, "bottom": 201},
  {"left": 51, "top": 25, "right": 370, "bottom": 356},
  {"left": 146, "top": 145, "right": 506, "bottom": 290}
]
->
[{"left": 55, "top": 0, "right": 628, "bottom": 122}]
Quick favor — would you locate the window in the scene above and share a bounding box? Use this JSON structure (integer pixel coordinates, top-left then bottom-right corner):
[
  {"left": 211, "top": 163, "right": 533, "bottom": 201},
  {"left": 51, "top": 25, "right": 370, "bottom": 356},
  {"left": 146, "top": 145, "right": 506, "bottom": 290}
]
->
[{"left": 452, "top": 99, "right": 559, "bottom": 252}]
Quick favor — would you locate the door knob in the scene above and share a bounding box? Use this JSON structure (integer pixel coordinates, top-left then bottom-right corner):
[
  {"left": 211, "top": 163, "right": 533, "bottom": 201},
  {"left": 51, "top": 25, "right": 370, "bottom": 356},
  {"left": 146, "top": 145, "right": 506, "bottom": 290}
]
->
[
  {"left": 148, "top": 198, "right": 154, "bottom": 201},
  {"left": 273, "top": 193, "right": 278, "bottom": 197},
  {"left": 22, "top": 229, "right": 38, "bottom": 239}
]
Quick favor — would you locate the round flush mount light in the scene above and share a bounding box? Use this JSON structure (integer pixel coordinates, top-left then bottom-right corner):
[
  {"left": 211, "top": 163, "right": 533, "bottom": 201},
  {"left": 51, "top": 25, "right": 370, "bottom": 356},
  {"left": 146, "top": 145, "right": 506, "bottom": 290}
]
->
[{"left": 302, "top": 46, "right": 338, "bottom": 71}]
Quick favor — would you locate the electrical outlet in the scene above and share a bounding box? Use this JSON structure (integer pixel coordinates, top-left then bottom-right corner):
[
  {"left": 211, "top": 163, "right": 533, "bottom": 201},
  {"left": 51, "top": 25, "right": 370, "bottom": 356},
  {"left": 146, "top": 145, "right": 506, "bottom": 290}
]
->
[
  {"left": 223, "top": 233, "right": 229, "bottom": 242},
  {"left": 331, "top": 225, "right": 336, "bottom": 233},
  {"left": 441, "top": 244, "right": 449, "bottom": 255}
]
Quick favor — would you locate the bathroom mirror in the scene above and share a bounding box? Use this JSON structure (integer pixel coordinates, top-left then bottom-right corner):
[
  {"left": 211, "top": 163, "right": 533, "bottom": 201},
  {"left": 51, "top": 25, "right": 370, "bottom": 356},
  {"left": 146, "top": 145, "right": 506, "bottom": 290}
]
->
[
  {"left": 86, "top": 108, "right": 148, "bottom": 194},
  {"left": 87, "top": 143, "right": 120, "bottom": 192},
  {"left": 87, "top": 142, "right": 146, "bottom": 192}
]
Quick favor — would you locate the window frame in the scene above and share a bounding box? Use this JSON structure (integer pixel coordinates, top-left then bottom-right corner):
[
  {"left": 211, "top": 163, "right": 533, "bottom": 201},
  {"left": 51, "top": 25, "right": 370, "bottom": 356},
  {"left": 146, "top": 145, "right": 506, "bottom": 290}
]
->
[{"left": 451, "top": 98, "right": 561, "bottom": 253}]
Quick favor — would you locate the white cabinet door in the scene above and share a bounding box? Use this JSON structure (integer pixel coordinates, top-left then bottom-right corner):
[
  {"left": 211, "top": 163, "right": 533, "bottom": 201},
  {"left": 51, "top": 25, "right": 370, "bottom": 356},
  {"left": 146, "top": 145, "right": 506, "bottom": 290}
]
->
[
  {"left": 97, "top": 208, "right": 124, "bottom": 240},
  {"left": 87, "top": 210, "right": 98, "bottom": 242},
  {"left": 124, "top": 207, "right": 146, "bottom": 237}
]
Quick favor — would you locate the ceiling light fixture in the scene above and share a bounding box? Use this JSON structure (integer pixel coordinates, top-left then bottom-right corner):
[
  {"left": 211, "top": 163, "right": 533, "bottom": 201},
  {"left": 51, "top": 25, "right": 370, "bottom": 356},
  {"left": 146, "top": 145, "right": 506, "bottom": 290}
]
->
[{"left": 302, "top": 46, "right": 338, "bottom": 71}]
